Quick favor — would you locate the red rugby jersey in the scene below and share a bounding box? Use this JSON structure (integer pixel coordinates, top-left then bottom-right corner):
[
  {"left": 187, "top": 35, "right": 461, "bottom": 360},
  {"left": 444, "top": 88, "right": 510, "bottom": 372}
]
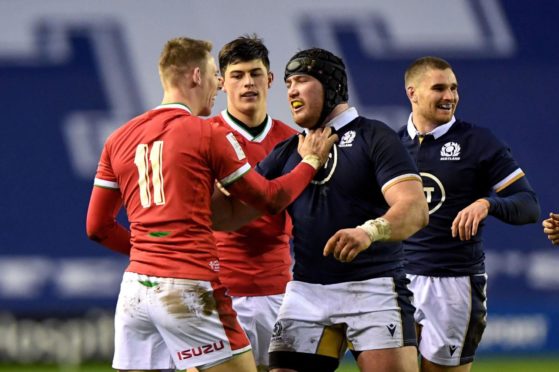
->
[
  {"left": 94, "top": 104, "right": 250, "bottom": 281},
  {"left": 212, "top": 110, "right": 297, "bottom": 296}
]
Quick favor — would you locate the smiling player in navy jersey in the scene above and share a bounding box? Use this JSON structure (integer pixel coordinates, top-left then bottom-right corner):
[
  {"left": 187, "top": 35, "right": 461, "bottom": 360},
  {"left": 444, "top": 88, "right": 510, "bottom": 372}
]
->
[
  {"left": 214, "top": 48, "right": 429, "bottom": 372},
  {"left": 398, "top": 56, "right": 540, "bottom": 372}
]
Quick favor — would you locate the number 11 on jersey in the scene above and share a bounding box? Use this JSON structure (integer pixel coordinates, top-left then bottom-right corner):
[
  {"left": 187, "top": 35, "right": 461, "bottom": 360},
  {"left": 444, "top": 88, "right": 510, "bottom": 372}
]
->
[{"left": 134, "top": 141, "right": 166, "bottom": 208}]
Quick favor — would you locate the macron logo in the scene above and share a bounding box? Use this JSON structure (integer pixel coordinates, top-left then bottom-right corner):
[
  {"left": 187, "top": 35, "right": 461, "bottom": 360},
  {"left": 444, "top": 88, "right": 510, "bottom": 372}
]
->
[
  {"left": 449, "top": 345, "right": 458, "bottom": 356},
  {"left": 386, "top": 323, "right": 396, "bottom": 337}
]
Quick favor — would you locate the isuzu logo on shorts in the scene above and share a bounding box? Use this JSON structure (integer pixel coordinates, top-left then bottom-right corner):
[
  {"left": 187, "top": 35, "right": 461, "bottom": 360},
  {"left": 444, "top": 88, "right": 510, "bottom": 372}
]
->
[{"left": 177, "top": 341, "right": 225, "bottom": 360}]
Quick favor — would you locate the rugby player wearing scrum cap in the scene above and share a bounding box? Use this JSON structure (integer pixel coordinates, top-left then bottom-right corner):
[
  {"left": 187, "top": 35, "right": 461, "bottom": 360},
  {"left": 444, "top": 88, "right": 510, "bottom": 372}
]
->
[{"left": 218, "top": 47, "right": 428, "bottom": 372}]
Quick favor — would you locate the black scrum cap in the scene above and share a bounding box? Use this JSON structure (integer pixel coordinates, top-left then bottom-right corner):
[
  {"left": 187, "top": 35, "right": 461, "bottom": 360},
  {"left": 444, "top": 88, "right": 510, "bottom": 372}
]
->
[{"left": 285, "top": 48, "right": 348, "bottom": 128}]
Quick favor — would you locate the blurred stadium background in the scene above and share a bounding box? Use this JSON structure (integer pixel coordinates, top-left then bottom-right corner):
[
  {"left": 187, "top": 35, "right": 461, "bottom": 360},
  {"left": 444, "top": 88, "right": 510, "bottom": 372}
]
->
[{"left": 1, "top": 0, "right": 558, "bottom": 370}]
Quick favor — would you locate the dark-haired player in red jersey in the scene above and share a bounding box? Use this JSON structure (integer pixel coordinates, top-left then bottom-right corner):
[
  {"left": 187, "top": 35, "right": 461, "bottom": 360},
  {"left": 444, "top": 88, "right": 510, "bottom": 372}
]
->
[
  {"left": 85, "top": 36, "right": 336, "bottom": 372},
  {"left": 210, "top": 35, "right": 297, "bottom": 372}
]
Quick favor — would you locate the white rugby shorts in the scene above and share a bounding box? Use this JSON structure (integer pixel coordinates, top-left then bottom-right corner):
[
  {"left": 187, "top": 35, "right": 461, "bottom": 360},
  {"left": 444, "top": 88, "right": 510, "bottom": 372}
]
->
[
  {"left": 407, "top": 274, "right": 488, "bottom": 366},
  {"left": 232, "top": 294, "right": 284, "bottom": 369},
  {"left": 112, "top": 272, "right": 251, "bottom": 370},
  {"left": 269, "top": 276, "right": 416, "bottom": 358}
]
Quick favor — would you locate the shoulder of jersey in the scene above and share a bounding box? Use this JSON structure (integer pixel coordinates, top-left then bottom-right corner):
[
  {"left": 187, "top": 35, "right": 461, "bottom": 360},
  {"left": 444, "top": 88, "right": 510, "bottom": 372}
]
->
[
  {"left": 209, "top": 114, "right": 226, "bottom": 126},
  {"left": 272, "top": 118, "right": 299, "bottom": 135},
  {"left": 452, "top": 119, "right": 496, "bottom": 141}
]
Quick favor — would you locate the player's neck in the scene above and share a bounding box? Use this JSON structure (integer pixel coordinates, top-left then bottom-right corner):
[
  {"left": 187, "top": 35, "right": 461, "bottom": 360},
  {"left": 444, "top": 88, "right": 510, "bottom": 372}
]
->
[
  {"left": 322, "top": 103, "right": 350, "bottom": 126},
  {"left": 161, "top": 87, "right": 200, "bottom": 115},
  {"left": 227, "top": 110, "right": 268, "bottom": 137},
  {"left": 227, "top": 106, "right": 267, "bottom": 128},
  {"left": 411, "top": 115, "right": 438, "bottom": 134}
]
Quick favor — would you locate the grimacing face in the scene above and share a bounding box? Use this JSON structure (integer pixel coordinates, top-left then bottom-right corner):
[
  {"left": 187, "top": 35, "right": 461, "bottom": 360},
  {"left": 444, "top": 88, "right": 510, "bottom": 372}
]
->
[
  {"left": 222, "top": 59, "right": 272, "bottom": 120},
  {"left": 286, "top": 74, "right": 324, "bottom": 129},
  {"left": 199, "top": 56, "right": 220, "bottom": 117},
  {"left": 412, "top": 67, "right": 459, "bottom": 126}
]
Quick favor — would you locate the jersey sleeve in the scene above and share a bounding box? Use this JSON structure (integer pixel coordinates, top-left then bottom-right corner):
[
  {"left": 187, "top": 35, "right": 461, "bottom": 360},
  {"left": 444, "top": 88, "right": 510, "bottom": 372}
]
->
[
  {"left": 230, "top": 135, "right": 315, "bottom": 216},
  {"left": 94, "top": 142, "right": 119, "bottom": 190},
  {"left": 367, "top": 122, "right": 421, "bottom": 193},
  {"left": 87, "top": 138, "right": 130, "bottom": 254},
  {"left": 480, "top": 129, "right": 524, "bottom": 192},
  {"left": 208, "top": 123, "right": 251, "bottom": 186}
]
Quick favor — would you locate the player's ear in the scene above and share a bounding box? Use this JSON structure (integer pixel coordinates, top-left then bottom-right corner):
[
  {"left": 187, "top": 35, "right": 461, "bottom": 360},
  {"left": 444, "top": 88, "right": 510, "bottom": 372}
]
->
[
  {"left": 193, "top": 67, "right": 202, "bottom": 86},
  {"left": 406, "top": 86, "right": 417, "bottom": 103},
  {"left": 268, "top": 71, "right": 274, "bottom": 88}
]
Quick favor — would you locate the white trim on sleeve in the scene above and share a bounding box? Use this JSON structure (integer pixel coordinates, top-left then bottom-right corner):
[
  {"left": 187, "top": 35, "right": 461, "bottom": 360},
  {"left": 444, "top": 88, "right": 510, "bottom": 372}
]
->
[
  {"left": 219, "top": 163, "right": 251, "bottom": 187},
  {"left": 94, "top": 178, "right": 119, "bottom": 189}
]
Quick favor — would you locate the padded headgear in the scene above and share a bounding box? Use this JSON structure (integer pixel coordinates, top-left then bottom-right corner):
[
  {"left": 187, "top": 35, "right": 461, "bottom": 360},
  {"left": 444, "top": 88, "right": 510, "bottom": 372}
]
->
[{"left": 284, "top": 48, "right": 348, "bottom": 128}]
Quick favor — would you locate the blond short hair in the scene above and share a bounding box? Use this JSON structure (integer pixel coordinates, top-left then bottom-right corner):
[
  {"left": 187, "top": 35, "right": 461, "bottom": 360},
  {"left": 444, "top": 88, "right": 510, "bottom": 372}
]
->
[
  {"left": 159, "top": 37, "right": 213, "bottom": 86},
  {"left": 404, "top": 56, "right": 452, "bottom": 87}
]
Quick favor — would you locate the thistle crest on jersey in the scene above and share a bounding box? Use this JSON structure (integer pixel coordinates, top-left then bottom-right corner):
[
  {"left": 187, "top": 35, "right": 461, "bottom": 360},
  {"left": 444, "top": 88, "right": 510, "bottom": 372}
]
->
[
  {"left": 440, "top": 142, "right": 461, "bottom": 160},
  {"left": 339, "top": 130, "right": 356, "bottom": 147}
]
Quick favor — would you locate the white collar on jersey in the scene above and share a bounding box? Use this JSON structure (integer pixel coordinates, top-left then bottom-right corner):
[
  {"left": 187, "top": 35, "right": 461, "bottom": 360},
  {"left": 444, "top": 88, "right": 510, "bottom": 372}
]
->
[
  {"left": 406, "top": 113, "right": 456, "bottom": 140},
  {"left": 154, "top": 103, "right": 192, "bottom": 114},
  {"left": 219, "top": 110, "right": 273, "bottom": 143},
  {"left": 303, "top": 107, "right": 359, "bottom": 133}
]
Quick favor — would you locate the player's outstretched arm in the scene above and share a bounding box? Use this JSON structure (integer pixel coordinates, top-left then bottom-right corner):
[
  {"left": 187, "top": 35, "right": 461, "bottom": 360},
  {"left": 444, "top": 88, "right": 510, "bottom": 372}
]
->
[
  {"left": 543, "top": 212, "right": 559, "bottom": 245},
  {"left": 324, "top": 178, "right": 428, "bottom": 262},
  {"left": 211, "top": 128, "right": 338, "bottom": 231},
  {"left": 86, "top": 186, "right": 131, "bottom": 255}
]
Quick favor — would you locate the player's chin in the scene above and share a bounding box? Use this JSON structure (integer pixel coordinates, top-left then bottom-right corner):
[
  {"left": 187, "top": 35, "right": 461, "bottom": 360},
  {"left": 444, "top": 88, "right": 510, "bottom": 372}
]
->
[
  {"left": 292, "top": 112, "right": 316, "bottom": 129},
  {"left": 436, "top": 111, "right": 454, "bottom": 122}
]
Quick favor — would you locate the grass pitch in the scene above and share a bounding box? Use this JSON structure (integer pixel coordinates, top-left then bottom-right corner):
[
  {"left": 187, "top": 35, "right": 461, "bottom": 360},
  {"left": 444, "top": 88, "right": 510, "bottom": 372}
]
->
[{"left": 1, "top": 357, "right": 559, "bottom": 371}]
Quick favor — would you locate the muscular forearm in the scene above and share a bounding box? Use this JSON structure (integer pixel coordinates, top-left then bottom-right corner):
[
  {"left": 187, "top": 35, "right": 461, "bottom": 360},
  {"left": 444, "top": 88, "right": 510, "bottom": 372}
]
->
[
  {"left": 382, "top": 197, "right": 429, "bottom": 241},
  {"left": 325, "top": 179, "right": 428, "bottom": 263},
  {"left": 358, "top": 180, "right": 428, "bottom": 243}
]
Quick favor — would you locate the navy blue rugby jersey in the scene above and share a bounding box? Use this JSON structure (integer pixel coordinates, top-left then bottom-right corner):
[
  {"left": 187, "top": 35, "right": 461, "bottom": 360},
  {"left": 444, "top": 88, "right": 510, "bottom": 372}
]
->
[
  {"left": 398, "top": 117, "right": 524, "bottom": 276},
  {"left": 256, "top": 108, "right": 420, "bottom": 285}
]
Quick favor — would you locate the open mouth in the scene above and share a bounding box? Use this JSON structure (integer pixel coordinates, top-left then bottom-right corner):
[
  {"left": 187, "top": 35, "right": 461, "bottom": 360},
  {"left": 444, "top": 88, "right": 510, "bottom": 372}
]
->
[
  {"left": 291, "top": 100, "right": 304, "bottom": 111},
  {"left": 241, "top": 91, "right": 258, "bottom": 98},
  {"left": 437, "top": 102, "right": 453, "bottom": 111}
]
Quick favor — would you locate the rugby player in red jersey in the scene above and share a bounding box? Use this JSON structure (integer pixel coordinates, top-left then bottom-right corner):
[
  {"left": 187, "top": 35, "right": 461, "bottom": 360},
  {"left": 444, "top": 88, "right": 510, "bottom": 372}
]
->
[{"left": 210, "top": 35, "right": 297, "bottom": 372}]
